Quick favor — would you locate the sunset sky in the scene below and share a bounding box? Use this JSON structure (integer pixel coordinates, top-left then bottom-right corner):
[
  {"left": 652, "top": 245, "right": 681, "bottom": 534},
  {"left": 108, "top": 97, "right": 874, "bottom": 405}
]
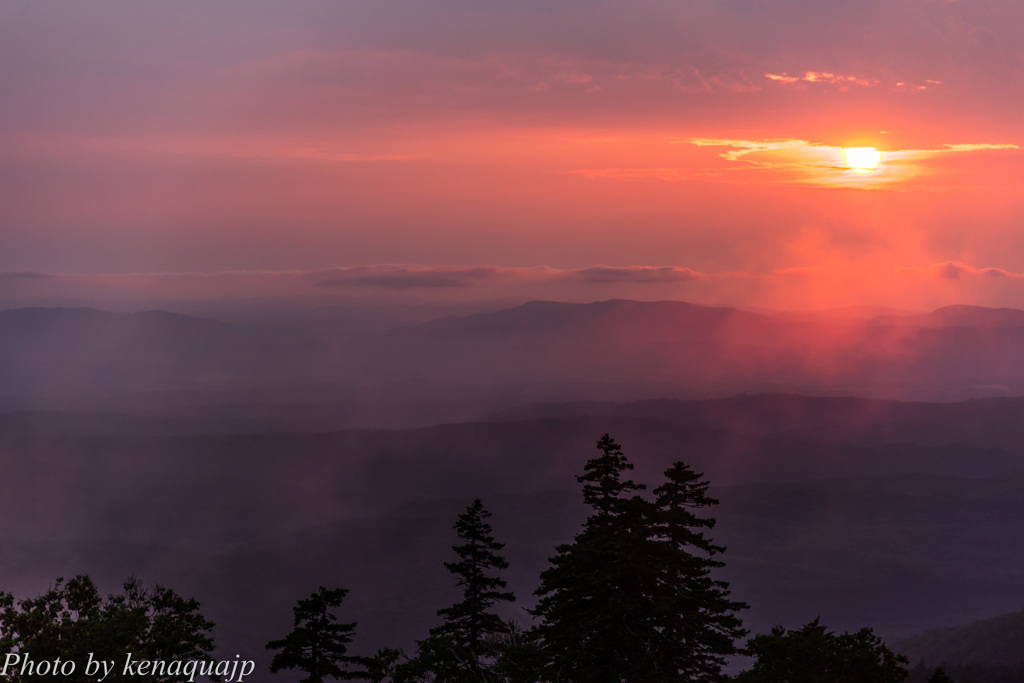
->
[{"left": 3, "top": 0, "right": 1024, "bottom": 310}]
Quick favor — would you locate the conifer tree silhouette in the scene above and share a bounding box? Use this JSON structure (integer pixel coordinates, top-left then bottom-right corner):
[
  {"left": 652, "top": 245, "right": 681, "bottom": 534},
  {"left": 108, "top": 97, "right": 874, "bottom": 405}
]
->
[
  {"left": 394, "top": 499, "right": 517, "bottom": 682},
  {"left": 433, "top": 499, "right": 516, "bottom": 650},
  {"left": 532, "top": 434, "right": 747, "bottom": 682},
  {"left": 267, "top": 586, "right": 370, "bottom": 682}
]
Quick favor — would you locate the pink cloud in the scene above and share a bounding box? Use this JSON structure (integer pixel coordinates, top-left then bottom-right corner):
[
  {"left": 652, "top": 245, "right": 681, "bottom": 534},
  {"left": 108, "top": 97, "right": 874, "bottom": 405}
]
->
[{"left": 898, "top": 262, "right": 1024, "bottom": 280}]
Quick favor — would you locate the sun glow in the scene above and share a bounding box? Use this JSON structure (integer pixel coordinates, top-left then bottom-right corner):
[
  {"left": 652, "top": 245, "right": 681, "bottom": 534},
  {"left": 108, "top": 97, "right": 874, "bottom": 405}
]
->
[{"left": 844, "top": 147, "right": 881, "bottom": 173}]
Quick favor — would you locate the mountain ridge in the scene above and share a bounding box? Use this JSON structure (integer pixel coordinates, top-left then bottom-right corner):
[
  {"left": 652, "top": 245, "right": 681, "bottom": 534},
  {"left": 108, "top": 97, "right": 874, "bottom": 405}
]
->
[{"left": 7, "top": 300, "right": 1024, "bottom": 404}]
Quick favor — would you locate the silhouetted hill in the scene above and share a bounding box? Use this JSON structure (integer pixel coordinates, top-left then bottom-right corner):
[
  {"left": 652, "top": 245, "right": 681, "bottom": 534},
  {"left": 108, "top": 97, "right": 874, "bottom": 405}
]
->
[
  {"left": 7, "top": 300, "right": 1024, "bottom": 406},
  {"left": 870, "top": 305, "right": 1024, "bottom": 328},
  {"left": 3, "top": 401, "right": 1023, "bottom": 542},
  {"left": 0, "top": 410, "right": 295, "bottom": 436},
  {"left": 487, "top": 393, "right": 1024, "bottom": 450},
  {"left": 896, "top": 607, "right": 1024, "bottom": 666},
  {"left": 347, "top": 299, "right": 1024, "bottom": 397},
  {"left": 203, "top": 297, "right": 521, "bottom": 342},
  {"left": 348, "top": 299, "right": 791, "bottom": 384}
]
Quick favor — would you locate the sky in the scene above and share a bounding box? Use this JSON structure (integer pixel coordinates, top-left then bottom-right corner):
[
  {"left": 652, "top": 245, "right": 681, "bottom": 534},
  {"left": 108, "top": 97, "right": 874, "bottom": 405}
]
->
[{"left": 3, "top": 0, "right": 1024, "bottom": 310}]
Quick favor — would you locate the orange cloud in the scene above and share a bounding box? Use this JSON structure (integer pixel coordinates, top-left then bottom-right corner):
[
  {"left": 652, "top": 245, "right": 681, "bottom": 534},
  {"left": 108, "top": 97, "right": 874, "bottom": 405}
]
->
[
  {"left": 765, "top": 71, "right": 879, "bottom": 87},
  {"left": 767, "top": 72, "right": 949, "bottom": 92},
  {"left": 571, "top": 266, "right": 702, "bottom": 284},
  {"left": 661, "top": 138, "right": 1021, "bottom": 190},
  {"left": 942, "top": 143, "right": 1019, "bottom": 153}
]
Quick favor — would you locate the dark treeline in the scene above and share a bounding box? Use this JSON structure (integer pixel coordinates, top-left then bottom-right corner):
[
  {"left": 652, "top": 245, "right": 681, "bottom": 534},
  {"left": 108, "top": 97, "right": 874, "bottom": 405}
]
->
[
  {"left": 908, "top": 664, "right": 1024, "bottom": 683},
  {"left": 2, "top": 434, "right": 1011, "bottom": 682}
]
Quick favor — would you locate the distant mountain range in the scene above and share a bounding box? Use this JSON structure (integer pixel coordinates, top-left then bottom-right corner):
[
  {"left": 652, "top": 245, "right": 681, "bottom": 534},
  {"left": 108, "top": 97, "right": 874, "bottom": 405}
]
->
[
  {"left": 867, "top": 304, "right": 1024, "bottom": 328},
  {"left": 5, "top": 300, "right": 1024, "bottom": 408},
  {"left": 348, "top": 300, "right": 1024, "bottom": 395}
]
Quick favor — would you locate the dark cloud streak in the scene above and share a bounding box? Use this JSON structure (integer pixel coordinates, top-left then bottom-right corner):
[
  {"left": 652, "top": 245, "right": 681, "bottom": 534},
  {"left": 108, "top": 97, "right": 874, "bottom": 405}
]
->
[
  {"left": 0, "top": 271, "right": 52, "bottom": 279},
  {"left": 314, "top": 266, "right": 502, "bottom": 289}
]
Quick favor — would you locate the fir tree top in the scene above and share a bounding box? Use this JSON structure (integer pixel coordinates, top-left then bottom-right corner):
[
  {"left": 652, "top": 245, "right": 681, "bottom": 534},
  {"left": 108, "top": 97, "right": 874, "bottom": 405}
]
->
[
  {"left": 578, "top": 433, "right": 645, "bottom": 514},
  {"left": 433, "top": 499, "right": 515, "bottom": 658}
]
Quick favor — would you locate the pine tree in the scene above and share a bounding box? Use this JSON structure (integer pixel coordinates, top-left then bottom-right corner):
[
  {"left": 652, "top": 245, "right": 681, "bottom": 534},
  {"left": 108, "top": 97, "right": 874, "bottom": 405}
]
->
[
  {"left": 394, "top": 499, "right": 516, "bottom": 682},
  {"left": 433, "top": 499, "right": 516, "bottom": 649},
  {"left": 267, "top": 586, "right": 370, "bottom": 682},
  {"left": 532, "top": 434, "right": 747, "bottom": 682},
  {"left": 531, "top": 434, "right": 651, "bottom": 681},
  {"left": 646, "top": 461, "right": 748, "bottom": 678},
  {"left": 927, "top": 668, "right": 954, "bottom": 683}
]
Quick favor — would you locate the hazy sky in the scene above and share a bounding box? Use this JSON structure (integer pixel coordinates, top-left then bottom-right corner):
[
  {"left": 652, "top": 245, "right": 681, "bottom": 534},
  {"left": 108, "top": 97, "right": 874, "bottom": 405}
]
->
[{"left": 3, "top": 0, "right": 1024, "bottom": 309}]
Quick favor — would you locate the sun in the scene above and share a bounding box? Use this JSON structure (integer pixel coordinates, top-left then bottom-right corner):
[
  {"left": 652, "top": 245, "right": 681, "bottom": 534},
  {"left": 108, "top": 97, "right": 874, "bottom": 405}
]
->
[{"left": 844, "top": 147, "right": 881, "bottom": 173}]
